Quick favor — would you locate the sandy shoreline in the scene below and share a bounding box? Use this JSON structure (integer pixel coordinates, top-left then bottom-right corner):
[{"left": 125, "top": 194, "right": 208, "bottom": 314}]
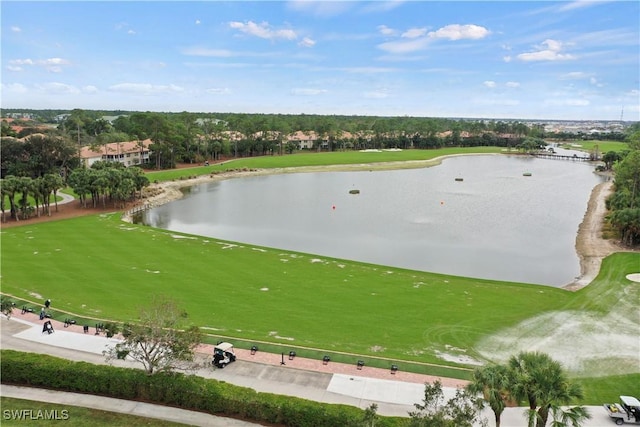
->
[{"left": 130, "top": 156, "right": 629, "bottom": 291}]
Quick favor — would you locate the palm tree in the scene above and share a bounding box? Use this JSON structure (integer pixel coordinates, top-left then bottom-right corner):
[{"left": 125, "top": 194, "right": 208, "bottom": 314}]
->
[
  {"left": 467, "top": 363, "right": 510, "bottom": 427},
  {"left": 507, "top": 351, "right": 590, "bottom": 427}
]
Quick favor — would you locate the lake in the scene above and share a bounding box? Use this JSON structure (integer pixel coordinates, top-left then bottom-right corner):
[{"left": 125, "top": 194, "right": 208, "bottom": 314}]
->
[{"left": 138, "top": 153, "right": 606, "bottom": 287}]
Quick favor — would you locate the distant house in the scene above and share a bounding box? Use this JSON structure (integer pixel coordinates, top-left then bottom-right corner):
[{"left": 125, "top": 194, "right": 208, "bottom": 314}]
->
[
  {"left": 80, "top": 139, "right": 152, "bottom": 168},
  {"left": 287, "top": 130, "right": 329, "bottom": 150}
]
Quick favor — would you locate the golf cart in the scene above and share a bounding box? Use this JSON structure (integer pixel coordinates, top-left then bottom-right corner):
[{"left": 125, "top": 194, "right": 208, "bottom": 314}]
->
[
  {"left": 604, "top": 396, "right": 640, "bottom": 425},
  {"left": 212, "top": 342, "right": 236, "bottom": 368}
]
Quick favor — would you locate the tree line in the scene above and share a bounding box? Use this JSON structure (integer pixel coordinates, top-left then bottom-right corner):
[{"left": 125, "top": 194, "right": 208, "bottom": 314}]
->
[
  {"left": 3, "top": 109, "right": 546, "bottom": 169},
  {"left": 606, "top": 131, "right": 640, "bottom": 245}
]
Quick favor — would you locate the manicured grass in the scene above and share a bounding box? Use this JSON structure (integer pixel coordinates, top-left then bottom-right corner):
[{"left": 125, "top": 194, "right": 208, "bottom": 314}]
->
[
  {"left": 577, "top": 374, "right": 640, "bottom": 405},
  {"left": 145, "top": 147, "right": 504, "bottom": 182},
  {"left": 0, "top": 397, "right": 187, "bottom": 426},
  {"left": 559, "top": 140, "right": 629, "bottom": 154},
  {"left": 3, "top": 213, "right": 636, "bottom": 373}
]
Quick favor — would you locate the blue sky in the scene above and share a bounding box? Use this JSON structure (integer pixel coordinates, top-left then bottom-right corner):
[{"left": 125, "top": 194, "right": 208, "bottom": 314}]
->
[{"left": 1, "top": 1, "right": 638, "bottom": 121}]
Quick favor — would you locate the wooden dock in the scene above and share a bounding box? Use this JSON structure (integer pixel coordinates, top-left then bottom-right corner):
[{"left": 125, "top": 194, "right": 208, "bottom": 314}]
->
[{"left": 530, "top": 152, "right": 593, "bottom": 162}]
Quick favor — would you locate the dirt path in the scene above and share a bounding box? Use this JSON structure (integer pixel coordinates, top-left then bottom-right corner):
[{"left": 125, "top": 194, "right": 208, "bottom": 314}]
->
[{"left": 564, "top": 179, "right": 621, "bottom": 290}]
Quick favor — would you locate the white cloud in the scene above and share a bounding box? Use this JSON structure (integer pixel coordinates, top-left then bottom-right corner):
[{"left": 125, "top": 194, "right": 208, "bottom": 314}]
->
[
  {"left": 10, "top": 59, "right": 35, "bottom": 66},
  {"left": 377, "top": 25, "right": 396, "bottom": 36},
  {"left": 474, "top": 98, "right": 520, "bottom": 106},
  {"left": 517, "top": 39, "right": 576, "bottom": 62},
  {"left": 1, "top": 83, "right": 28, "bottom": 93},
  {"left": 182, "top": 47, "right": 235, "bottom": 57},
  {"left": 287, "top": 1, "right": 353, "bottom": 17},
  {"left": 195, "top": 19, "right": 201, "bottom": 25},
  {"left": 342, "top": 66, "right": 395, "bottom": 74},
  {"left": 506, "top": 81, "right": 520, "bottom": 88},
  {"left": 83, "top": 85, "right": 99, "bottom": 94},
  {"left": 43, "top": 58, "right": 68, "bottom": 66},
  {"left": 589, "top": 77, "right": 603, "bottom": 87},
  {"left": 378, "top": 23, "right": 490, "bottom": 54},
  {"left": 9, "top": 57, "right": 70, "bottom": 72},
  {"left": 11, "top": 26, "right": 21, "bottom": 33},
  {"left": 503, "top": 55, "right": 512, "bottom": 63},
  {"left": 291, "top": 88, "right": 327, "bottom": 96},
  {"left": 114, "top": 22, "right": 136, "bottom": 34},
  {"left": 298, "top": 37, "right": 316, "bottom": 48},
  {"left": 557, "top": 1, "right": 607, "bottom": 12},
  {"left": 363, "top": 90, "right": 390, "bottom": 99},
  {"left": 483, "top": 81, "right": 496, "bottom": 88},
  {"left": 361, "top": 0, "right": 405, "bottom": 13},
  {"left": 402, "top": 27, "right": 427, "bottom": 39},
  {"left": 229, "top": 21, "right": 297, "bottom": 40},
  {"left": 561, "top": 71, "right": 588, "bottom": 80},
  {"left": 544, "top": 98, "right": 590, "bottom": 106},
  {"left": 108, "top": 83, "right": 184, "bottom": 95},
  {"left": 378, "top": 37, "right": 429, "bottom": 54},
  {"left": 206, "top": 87, "right": 231, "bottom": 95},
  {"left": 428, "top": 24, "right": 490, "bottom": 41},
  {"left": 37, "top": 82, "right": 80, "bottom": 94}
]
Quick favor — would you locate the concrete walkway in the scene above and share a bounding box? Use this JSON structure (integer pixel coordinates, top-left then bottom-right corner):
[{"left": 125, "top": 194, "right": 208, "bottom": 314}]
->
[
  {"left": 0, "top": 315, "right": 614, "bottom": 426},
  {"left": 1, "top": 384, "right": 255, "bottom": 426}
]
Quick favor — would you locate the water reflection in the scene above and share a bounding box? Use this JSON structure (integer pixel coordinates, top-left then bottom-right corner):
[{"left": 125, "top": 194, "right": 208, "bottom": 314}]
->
[{"left": 139, "top": 154, "right": 605, "bottom": 286}]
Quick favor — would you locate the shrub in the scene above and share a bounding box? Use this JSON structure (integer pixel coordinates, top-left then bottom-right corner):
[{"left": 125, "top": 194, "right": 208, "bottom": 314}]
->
[{"left": 0, "top": 350, "right": 403, "bottom": 426}]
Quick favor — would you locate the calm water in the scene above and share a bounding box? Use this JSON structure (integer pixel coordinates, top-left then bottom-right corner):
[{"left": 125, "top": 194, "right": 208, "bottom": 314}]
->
[{"left": 139, "top": 154, "right": 605, "bottom": 286}]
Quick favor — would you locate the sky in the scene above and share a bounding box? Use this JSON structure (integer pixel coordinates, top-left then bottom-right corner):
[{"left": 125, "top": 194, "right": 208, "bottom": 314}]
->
[{"left": 1, "top": 1, "right": 639, "bottom": 121}]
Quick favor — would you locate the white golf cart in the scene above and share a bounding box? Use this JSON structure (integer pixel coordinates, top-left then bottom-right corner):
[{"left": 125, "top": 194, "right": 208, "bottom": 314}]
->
[
  {"left": 604, "top": 396, "right": 640, "bottom": 425},
  {"left": 212, "top": 342, "right": 236, "bottom": 368}
]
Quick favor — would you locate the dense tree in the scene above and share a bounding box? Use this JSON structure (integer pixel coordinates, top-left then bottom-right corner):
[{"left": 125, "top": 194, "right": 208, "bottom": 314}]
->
[
  {"left": 16, "top": 176, "right": 34, "bottom": 219},
  {"left": 1, "top": 120, "right": 18, "bottom": 137},
  {"left": 467, "top": 363, "right": 510, "bottom": 427},
  {"left": 0, "top": 137, "right": 29, "bottom": 178},
  {"left": 607, "top": 141, "right": 640, "bottom": 245},
  {"left": 23, "top": 134, "right": 78, "bottom": 178},
  {"left": 104, "top": 296, "right": 202, "bottom": 374},
  {"left": 408, "top": 380, "right": 484, "bottom": 427},
  {"left": 602, "top": 151, "right": 621, "bottom": 170},
  {"left": 1, "top": 176, "right": 21, "bottom": 220},
  {"left": 507, "top": 352, "right": 588, "bottom": 427},
  {"left": 0, "top": 296, "right": 15, "bottom": 319}
]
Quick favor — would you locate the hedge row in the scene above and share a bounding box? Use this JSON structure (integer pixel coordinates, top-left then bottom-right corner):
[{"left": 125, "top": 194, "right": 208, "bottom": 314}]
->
[{"left": 0, "top": 350, "right": 405, "bottom": 427}]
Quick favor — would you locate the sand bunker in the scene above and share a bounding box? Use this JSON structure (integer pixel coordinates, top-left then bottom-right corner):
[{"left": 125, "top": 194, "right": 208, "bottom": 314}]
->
[{"left": 626, "top": 273, "right": 640, "bottom": 283}]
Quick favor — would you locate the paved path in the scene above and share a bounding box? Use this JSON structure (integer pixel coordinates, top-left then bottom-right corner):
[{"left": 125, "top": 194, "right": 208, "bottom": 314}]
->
[
  {"left": 55, "top": 190, "right": 75, "bottom": 205},
  {"left": 1, "top": 384, "right": 254, "bottom": 426},
  {"left": 0, "top": 315, "right": 614, "bottom": 426}
]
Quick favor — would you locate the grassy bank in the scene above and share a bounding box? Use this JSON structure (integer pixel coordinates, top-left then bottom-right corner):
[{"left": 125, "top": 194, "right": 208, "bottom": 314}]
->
[
  {"left": 145, "top": 147, "right": 504, "bottom": 182},
  {"left": 1, "top": 214, "right": 634, "bottom": 368}
]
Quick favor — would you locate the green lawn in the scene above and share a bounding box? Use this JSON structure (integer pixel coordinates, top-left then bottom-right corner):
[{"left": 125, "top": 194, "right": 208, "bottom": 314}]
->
[
  {"left": 559, "top": 140, "right": 629, "bottom": 154},
  {"left": 145, "top": 146, "right": 505, "bottom": 182},
  {"left": 0, "top": 397, "right": 187, "bottom": 426},
  {"left": 0, "top": 213, "right": 573, "bottom": 367},
  {"left": 2, "top": 214, "right": 638, "bottom": 367}
]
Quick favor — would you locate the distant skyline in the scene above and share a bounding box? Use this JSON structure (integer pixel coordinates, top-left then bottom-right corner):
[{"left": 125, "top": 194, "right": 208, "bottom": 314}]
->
[{"left": 1, "top": 1, "right": 638, "bottom": 121}]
